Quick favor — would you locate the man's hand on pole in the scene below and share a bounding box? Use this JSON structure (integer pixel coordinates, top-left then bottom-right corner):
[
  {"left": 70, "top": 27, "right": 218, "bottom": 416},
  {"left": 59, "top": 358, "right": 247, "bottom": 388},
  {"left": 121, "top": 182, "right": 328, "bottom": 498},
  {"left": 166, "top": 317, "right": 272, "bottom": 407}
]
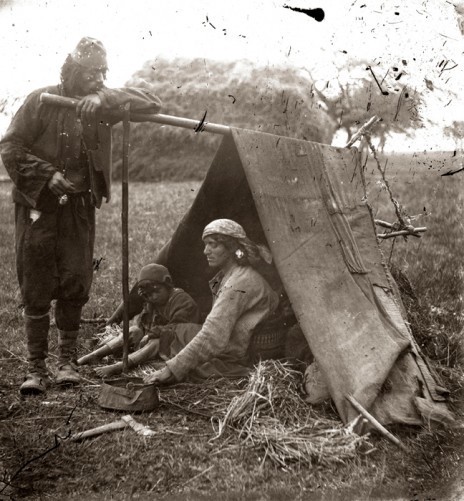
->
[{"left": 76, "top": 94, "right": 102, "bottom": 121}]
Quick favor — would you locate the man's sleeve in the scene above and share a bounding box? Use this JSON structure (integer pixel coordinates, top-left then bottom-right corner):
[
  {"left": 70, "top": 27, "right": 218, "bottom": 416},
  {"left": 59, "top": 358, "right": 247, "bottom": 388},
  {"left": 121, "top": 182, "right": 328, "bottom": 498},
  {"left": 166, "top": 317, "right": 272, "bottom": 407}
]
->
[
  {"left": 165, "top": 285, "right": 250, "bottom": 381},
  {"left": 0, "top": 91, "right": 57, "bottom": 206},
  {"left": 97, "top": 85, "right": 162, "bottom": 123}
]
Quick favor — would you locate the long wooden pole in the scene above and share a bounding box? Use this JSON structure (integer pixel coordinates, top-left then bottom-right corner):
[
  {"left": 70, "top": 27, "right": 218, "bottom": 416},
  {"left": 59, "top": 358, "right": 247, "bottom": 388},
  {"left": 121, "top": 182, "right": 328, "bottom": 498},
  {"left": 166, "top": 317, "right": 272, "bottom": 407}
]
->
[
  {"left": 40, "top": 93, "right": 231, "bottom": 135},
  {"left": 122, "top": 103, "right": 131, "bottom": 373}
]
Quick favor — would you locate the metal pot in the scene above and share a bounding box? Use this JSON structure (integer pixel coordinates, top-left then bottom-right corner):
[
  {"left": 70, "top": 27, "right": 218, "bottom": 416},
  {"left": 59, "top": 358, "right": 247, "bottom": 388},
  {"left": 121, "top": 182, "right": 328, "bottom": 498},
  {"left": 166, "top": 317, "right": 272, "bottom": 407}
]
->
[{"left": 98, "top": 377, "right": 159, "bottom": 412}]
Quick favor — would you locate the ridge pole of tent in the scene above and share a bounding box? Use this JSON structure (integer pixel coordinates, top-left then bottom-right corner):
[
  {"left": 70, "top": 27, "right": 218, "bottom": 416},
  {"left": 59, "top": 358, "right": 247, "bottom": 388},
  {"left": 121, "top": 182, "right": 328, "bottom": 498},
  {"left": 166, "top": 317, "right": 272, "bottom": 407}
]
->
[
  {"left": 344, "top": 116, "right": 380, "bottom": 148},
  {"left": 39, "top": 93, "right": 231, "bottom": 135},
  {"left": 121, "top": 103, "right": 131, "bottom": 373}
]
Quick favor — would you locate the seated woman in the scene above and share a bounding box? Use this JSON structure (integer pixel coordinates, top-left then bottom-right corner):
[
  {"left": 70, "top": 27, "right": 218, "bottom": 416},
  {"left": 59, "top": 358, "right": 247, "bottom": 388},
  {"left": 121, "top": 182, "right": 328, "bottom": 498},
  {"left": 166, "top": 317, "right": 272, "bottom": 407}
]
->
[{"left": 143, "top": 218, "right": 279, "bottom": 385}]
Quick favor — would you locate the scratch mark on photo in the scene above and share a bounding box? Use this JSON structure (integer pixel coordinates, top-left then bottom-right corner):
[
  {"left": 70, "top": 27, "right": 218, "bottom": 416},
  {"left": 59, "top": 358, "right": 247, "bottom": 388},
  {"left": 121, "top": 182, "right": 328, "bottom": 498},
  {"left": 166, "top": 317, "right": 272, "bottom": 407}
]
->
[
  {"left": 367, "top": 66, "right": 389, "bottom": 95},
  {"left": 194, "top": 111, "right": 207, "bottom": 132}
]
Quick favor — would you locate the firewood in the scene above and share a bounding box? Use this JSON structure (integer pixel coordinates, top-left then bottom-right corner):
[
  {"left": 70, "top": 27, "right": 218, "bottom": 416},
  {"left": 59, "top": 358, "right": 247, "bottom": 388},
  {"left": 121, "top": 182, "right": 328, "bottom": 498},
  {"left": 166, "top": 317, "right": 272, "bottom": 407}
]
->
[{"left": 377, "top": 227, "right": 426, "bottom": 239}]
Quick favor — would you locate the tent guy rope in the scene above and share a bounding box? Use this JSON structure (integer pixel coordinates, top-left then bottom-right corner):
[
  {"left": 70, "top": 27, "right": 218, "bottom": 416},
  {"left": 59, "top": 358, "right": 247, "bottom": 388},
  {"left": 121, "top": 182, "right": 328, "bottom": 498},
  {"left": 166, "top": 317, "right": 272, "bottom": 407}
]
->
[{"left": 343, "top": 114, "right": 428, "bottom": 241}]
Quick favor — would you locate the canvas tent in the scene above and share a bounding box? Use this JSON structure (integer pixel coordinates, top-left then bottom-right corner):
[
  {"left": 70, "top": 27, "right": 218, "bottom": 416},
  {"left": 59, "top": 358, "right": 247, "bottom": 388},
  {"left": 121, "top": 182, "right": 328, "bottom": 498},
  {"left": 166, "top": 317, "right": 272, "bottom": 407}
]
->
[{"left": 149, "top": 127, "right": 452, "bottom": 427}]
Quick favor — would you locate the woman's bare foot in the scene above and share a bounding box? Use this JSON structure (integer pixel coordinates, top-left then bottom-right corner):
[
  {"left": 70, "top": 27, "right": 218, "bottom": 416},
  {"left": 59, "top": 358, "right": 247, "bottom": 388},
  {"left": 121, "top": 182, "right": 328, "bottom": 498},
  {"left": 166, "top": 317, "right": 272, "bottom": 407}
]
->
[{"left": 95, "top": 363, "right": 122, "bottom": 378}]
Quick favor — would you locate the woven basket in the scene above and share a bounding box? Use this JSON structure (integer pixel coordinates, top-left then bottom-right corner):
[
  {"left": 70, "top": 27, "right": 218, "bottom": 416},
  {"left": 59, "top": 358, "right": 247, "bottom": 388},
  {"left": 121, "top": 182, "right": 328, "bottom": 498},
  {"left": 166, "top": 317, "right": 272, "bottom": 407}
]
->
[
  {"left": 98, "top": 377, "right": 159, "bottom": 412},
  {"left": 249, "top": 326, "right": 287, "bottom": 363}
]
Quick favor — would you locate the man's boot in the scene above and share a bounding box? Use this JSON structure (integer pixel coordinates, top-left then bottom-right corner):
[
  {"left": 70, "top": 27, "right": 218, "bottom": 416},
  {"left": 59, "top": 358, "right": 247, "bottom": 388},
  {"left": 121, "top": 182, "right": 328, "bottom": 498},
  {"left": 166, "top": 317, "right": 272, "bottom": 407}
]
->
[
  {"left": 20, "top": 315, "right": 51, "bottom": 395},
  {"left": 56, "top": 330, "right": 80, "bottom": 385}
]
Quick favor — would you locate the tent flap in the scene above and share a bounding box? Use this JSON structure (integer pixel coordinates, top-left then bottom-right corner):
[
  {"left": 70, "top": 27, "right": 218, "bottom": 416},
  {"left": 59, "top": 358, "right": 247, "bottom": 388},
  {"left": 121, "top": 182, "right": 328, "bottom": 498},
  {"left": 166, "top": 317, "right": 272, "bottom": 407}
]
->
[{"left": 231, "top": 128, "right": 446, "bottom": 424}]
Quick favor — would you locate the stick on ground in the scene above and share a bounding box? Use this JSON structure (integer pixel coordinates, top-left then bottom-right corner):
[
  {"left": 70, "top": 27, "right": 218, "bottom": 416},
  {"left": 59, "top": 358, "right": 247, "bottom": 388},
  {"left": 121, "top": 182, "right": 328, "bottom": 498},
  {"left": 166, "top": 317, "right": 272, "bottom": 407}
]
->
[{"left": 346, "top": 394, "right": 408, "bottom": 452}]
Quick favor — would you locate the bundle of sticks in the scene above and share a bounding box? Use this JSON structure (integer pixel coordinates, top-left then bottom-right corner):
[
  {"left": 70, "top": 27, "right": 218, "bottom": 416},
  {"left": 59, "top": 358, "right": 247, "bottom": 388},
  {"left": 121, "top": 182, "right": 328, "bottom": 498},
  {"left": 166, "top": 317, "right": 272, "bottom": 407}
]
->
[{"left": 375, "top": 219, "right": 427, "bottom": 240}]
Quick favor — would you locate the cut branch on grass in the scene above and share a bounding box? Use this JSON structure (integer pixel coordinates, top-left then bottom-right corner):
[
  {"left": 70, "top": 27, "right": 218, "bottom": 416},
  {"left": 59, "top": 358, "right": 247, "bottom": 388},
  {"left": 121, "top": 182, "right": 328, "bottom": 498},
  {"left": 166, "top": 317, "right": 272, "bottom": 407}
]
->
[{"left": 182, "top": 465, "right": 215, "bottom": 486}]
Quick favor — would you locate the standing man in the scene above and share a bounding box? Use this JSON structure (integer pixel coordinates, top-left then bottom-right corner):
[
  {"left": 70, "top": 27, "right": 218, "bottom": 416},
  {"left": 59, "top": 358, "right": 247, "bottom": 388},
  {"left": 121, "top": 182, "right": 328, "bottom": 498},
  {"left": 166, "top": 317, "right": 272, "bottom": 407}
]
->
[{"left": 0, "top": 37, "right": 162, "bottom": 394}]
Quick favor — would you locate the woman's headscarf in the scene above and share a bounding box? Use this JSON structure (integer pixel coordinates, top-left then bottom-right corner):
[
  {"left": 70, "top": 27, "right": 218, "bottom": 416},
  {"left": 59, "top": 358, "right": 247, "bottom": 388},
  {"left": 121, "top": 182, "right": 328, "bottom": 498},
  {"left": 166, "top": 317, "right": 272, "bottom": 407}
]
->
[
  {"left": 202, "top": 219, "right": 247, "bottom": 240},
  {"left": 202, "top": 219, "right": 272, "bottom": 265}
]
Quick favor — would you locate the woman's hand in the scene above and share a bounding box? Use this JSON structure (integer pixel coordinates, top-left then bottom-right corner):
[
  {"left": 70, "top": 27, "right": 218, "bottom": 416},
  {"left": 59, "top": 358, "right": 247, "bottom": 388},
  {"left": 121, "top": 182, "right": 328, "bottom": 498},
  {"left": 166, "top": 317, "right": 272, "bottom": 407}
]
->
[
  {"left": 144, "top": 366, "right": 174, "bottom": 385},
  {"left": 146, "top": 326, "right": 162, "bottom": 340}
]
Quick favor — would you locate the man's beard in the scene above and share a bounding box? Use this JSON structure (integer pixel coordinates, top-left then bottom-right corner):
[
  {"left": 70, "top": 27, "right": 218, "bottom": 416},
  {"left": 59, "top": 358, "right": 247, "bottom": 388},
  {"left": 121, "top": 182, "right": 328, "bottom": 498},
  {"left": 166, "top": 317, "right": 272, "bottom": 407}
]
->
[{"left": 63, "top": 70, "right": 103, "bottom": 97}]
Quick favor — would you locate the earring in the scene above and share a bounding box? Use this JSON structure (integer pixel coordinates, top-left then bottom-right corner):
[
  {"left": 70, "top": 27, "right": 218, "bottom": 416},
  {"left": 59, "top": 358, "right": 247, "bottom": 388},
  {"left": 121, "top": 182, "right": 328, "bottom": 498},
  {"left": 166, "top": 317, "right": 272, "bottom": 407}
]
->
[{"left": 235, "top": 249, "right": 245, "bottom": 259}]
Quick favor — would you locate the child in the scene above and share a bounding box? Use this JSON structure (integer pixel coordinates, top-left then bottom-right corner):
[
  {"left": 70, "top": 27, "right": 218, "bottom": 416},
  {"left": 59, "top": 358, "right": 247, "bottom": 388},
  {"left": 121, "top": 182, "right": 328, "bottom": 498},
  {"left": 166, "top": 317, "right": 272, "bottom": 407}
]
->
[{"left": 77, "top": 263, "right": 200, "bottom": 377}]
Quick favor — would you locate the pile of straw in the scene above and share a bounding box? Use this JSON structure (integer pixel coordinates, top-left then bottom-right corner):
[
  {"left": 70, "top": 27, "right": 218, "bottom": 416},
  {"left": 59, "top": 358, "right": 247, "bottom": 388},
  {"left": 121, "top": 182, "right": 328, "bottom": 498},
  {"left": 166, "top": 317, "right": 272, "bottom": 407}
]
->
[
  {"left": 133, "top": 360, "right": 370, "bottom": 467},
  {"left": 214, "top": 360, "right": 369, "bottom": 467}
]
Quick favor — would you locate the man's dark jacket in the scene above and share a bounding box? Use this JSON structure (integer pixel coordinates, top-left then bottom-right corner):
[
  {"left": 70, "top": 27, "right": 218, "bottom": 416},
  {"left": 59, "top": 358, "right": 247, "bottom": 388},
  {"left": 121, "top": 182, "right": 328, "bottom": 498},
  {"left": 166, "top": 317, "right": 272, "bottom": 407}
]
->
[{"left": 0, "top": 84, "right": 161, "bottom": 210}]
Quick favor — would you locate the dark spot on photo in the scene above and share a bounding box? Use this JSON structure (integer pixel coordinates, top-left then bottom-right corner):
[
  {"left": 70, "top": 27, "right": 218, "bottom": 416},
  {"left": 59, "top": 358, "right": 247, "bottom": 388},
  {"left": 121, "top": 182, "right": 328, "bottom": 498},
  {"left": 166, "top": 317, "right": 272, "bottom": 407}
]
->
[{"left": 283, "top": 5, "right": 325, "bottom": 22}]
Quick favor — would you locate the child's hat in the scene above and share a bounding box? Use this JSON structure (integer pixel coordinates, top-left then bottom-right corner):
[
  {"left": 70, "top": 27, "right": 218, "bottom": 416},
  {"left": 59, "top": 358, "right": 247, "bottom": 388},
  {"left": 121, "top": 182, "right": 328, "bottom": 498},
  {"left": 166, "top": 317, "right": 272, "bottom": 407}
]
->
[{"left": 137, "top": 264, "right": 172, "bottom": 285}]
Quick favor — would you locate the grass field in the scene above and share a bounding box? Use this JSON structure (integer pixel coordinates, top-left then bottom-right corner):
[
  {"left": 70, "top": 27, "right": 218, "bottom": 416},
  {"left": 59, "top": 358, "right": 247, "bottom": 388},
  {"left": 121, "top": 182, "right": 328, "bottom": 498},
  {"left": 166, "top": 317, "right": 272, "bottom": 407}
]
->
[{"left": 0, "top": 152, "right": 463, "bottom": 500}]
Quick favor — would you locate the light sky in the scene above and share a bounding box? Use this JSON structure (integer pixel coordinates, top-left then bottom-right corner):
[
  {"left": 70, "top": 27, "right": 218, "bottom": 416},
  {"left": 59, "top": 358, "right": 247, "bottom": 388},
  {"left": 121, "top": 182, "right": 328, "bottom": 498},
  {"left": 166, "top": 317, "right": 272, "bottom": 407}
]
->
[{"left": 1, "top": 0, "right": 463, "bottom": 151}]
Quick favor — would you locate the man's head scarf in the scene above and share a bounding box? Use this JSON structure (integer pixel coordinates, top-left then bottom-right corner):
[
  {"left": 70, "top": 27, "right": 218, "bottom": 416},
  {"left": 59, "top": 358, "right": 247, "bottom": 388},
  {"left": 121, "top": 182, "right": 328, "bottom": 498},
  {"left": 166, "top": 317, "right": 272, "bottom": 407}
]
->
[{"left": 71, "top": 37, "right": 108, "bottom": 70}]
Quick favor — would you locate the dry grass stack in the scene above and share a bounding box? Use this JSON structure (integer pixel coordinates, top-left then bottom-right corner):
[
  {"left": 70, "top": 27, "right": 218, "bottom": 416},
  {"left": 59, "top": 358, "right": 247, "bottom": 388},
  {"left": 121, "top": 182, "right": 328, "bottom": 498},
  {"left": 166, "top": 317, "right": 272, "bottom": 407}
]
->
[{"left": 214, "top": 360, "right": 370, "bottom": 468}]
